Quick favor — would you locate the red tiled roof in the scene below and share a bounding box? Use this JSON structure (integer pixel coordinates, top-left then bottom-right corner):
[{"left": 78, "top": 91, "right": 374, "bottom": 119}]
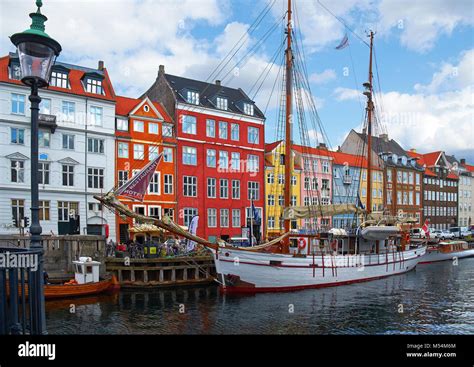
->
[
  {"left": 408, "top": 150, "right": 444, "bottom": 176},
  {"left": 328, "top": 151, "right": 368, "bottom": 168},
  {"left": 265, "top": 140, "right": 283, "bottom": 153},
  {"left": 292, "top": 144, "right": 332, "bottom": 158},
  {"left": 422, "top": 151, "right": 442, "bottom": 166},
  {"left": 115, "top": 95, "right": 172, "bottom": 122},
  {"left": 447, "top": 172, "right": 459, "bottom": 180},
  {"left": 0, "top": 55, "right": 116, "bottom": 102},
  {"left": 463, "top": 164, "right": 474, "bottom": 172}
]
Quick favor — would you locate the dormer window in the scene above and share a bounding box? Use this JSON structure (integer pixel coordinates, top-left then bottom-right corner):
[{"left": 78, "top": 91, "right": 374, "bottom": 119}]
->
[
  {"left": 86, "top": 78, "right": 103, "bottom": 94},
  {"left": 10, "top": 62, "right": 21, "bottom": 80},
  {"left": 244, "top": 102, "right": 254, "bottom": 116},
  {"left": 216, "top": 97, "right": 228, "bottom": 110},
  {"left": 187, "top": 90, "right": 199, "bottom": 105},
  {"left": 50, "top": 70, "right": 69, "bottom": 88}
]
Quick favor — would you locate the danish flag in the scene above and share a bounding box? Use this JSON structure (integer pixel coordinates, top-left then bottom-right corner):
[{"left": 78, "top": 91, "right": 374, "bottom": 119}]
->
[{"left": 421, "top": 219, "right": 430, "bottom": 238}]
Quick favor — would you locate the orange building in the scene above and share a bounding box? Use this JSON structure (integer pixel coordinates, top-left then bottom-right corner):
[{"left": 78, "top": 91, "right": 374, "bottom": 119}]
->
[{"left": 115, "top": 96, "right": 176, "bottom": 243}]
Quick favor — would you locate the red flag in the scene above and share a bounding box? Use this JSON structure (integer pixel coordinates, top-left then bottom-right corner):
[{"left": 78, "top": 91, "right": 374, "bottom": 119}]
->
[{"left": 421, "top": 219, "right": 430, "bottom": 238}]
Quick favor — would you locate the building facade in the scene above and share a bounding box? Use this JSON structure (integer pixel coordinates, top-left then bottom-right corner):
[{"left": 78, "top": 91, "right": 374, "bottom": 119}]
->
[
  {"left": 0, "top": 53, "right": 116, "bottom": 238},
  {"left": 144, "top": 66, "right": 266, "bottom": 242},
  {"left": 458, "top": 160, "right": 473, "bottom": 227},
  {"left": 114, "top": 96, "right": 176, "bottom": 243},
  {"left": 264, "top": 141, "right": 301, "bottom": 237},
  {"left": 408, "top": 150, "right": 459, "bottom": 229},
  {"left": 341, "top": 130, "right": 424, "bottom": 224}
]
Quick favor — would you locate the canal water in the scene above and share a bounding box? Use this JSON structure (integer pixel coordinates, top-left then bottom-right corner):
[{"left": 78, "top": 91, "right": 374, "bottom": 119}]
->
[{"left": 45, "top": 258, "right": 474, "bottom": 334}]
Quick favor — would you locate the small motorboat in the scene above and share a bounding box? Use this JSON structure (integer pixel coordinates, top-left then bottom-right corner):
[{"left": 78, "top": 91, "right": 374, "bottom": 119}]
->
[{"left": 419, "top": 241, "right": 474, "bottom": 264}]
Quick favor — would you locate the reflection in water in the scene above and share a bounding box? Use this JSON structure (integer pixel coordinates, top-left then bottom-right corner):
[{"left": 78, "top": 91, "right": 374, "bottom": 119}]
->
[{"left": 46, "top": 258, "right": 474, "bottom": 334}]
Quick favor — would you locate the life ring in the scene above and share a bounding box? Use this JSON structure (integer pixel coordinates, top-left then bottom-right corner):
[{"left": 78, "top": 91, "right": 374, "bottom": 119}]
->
[{"left": 298, "top": 238, "right": 306, "bottom": 250}]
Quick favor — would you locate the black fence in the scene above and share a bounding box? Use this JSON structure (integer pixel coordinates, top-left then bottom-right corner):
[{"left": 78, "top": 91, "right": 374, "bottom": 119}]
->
[{"left": 0, "top": 246, "right": 45, "bottom": 335}]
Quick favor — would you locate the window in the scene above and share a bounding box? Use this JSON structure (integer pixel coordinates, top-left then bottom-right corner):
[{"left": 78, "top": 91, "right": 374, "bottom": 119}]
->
[
  {"left": 10, "top": 63, "right": 21, "bottom": 80},
  {"left": 162, "top": 124, "right": 173, "bottom": 137},
  {"left": 232, "top": 209, "right": 241, "bottom": 228},
  {"left": 148, "top": 206, "right": 161, "bottom": 219},
  {"left": 207, "top": 178, "right": 216, "bottom": 198},
  {"left": 304, "top": 177, "right": 310, "bottom": 190},
  {"left": 86, "top": 78, "right": 103, "bottom": 94},
  {"left": 243, "top": 103, "right": 254, "bottom": 115},
  {"left": 11, "top": 128, "right": 25, "bottom": 144},
  {"left": 134, "top": 144, "right": 144, "bottom": 160},
  {"left": 164, "top": 174, "right": 173, "bottom": 194},
  {"left": 268, "top": 195, "right": 275, "bottom": 206},
  {"left": 220, "top": 179, "right": 229, "bottom": 199},
  {"left": 268, "top": 216, "right": 275, "bottom": 229},
  {"left": 87, "top": 168, "right": 104, "bottom": 189},
  {"left": 206, "top": 149, "right": 216, "bottom": 168},
  {"left": 231, "top": 152, "right": 240, "bottom": 171},
  {"left": 247, "top": 154, "right": 259, "bottom": 172},
  {"left": 267, "top": 173, "right": 274, "bottom": 184},
  {"left": 38, "top": 162, "right": 50, "bottom": 185},
  {"left": 62, "top": 134, "right": 75, "bottom": 150},
  {"left": 11, "top": 93, "right": 25, "bottom": 114},
  {"left": 182, "top": 115, "right": 197, "bottom": 135},
  {"left": 58, "top": 202, "right": 78, "bottom": 222},
  {"left": 38, "top": 130, "right": 50, "bottom": 148},
  {"left": 248, "top": 126, "right": 259, "bottom": 144},
  {"left": 232, "top": 180, "right": 240, "bottom": 199},
  {"left": 387, "top": 169, "right": 392, "bottom": 183},
  {"left": 219, "top": 151, "right": 228, "bottom": 170},
  {"left": 118, "top": 170, "right": 128, "bottom": 187},
  {"left": 149, "top": 146, "right": 159, "bottom": 160},
  {"left": 62, "top": 101, "right": 75, "bottom": 122},
  {"left": 11, "top": 199, "right": 25, "bottom": 227},
  {"left": 118, "top": 142, "right": 129, "bottom": 158},
  {"left": 415, "top": 192, "right": 420, "bottom": 206},
  {"left": 312, "top": 178, "right": 318, "bottom": 190},
  {"left": 183, "top": 208, "right": 198, "bottom": 226},
  {"left": 208, "top": 209, "right": 217, "bottom": 227},
  {"left": 416, "top": 173, "right": 420, "bottom": 186},
  {"left": 403, "top": 171, "right": 408, "bottom": 184},
  {"left": 216, "top": 97, "right": 228, "bottom": 110},
  {"left": 163, "top": 147, "right": 173, "bottom": 162},
  {"left": 408, "top": 172, "right": 414, "bottom": 185},
  {"left": 248, "top": 181, "right": 259, "bottom": 200},
  {"left": 39, "top": 201, "right": 50, "bottom": 221},
  {"left": 186, "top": 91, "right": 199, "bottom": 105},
  {"left": 183, "top": 176, "right": 197, "bottom": 197},
  {"left": 39, "top": 98, "right": 51, "bottom": 114},
  {"left": 278, "top": 174, "right": 285, "bottom": 185},
  {"left": 149, "top": 173, "right": 160, "bottom": 194},
  {"left": 50, "top": 71, "right": 68, "bottom": 88},
  {"left": 87, "top": 138, "right": 104, "bottom": 154},
  {"left": 133, "top": 120, "right": 144, "bottom": 132},
  {"left": 183, "top": 146, "right": 197, "bottom": 165},
  {"left": 291, "top": 196, "right": 297, "bottom": 206},
  {"left": 322, "top": 161, "right": 329, "bottom": 173},
  {"left": 220, "top": 209, "right": 229, "bottom": 227},
  {"left": 149, "top": 123, "right": 159, "bottom": 134},
  {"left": 11, "top": 160, "right": 25, "bottom": 183},
  {"left": 206, "top": 119, "right": 215, "bottom": 137},
  {"left": 219, "top": 121, "right": 228, "bottom": 139},
  {"left": 90, "top": 106, "right": 103, "bottom": 126},
  {"left": 387, "top": 190, "right": 392, "bottom": 205},
  {"left": 117, "top": 118, "right": 128, "bottom": 131},
  {"left": 291, "top": 176, "right": 297, "bottom": 186},
  {"left": 231, "top": 123, "right": 239, "bottom": 141},
  {"left": 62, "top": 165, "right": 74, "bottom": 186}
]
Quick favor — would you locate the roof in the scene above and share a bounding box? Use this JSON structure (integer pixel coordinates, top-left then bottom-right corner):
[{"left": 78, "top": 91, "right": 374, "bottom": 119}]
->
[
  {"left": 330, "top": 151, "right": 368, "bottom": 168},
  {"left": 163, "top": 73, "right": 265, "bottom": 119},
  {"left": 115, "top": 95, "right": 172, "bottom": 122},
  {"left": 355, "top": 131, "right": 407, "bottom": 156},
  {"left": 265, "top": 140, "right": 283, "bottom": 153},
  {"left": 1, "top": 54, "right": 116, "bottom": 102},
  {"left": 408, "top": 150, "right": 459, "bottom": 179},
  {"left": 463, "top": 164, "right": 474, "bottom": 172},
  {"left": 292, "top": 144, "right": 332, "bottom": 159}
]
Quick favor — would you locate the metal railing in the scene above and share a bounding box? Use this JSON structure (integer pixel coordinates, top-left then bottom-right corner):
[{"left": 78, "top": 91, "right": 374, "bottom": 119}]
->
[{"left": 0, "top": 246, "right": 45, "bottom": 335}]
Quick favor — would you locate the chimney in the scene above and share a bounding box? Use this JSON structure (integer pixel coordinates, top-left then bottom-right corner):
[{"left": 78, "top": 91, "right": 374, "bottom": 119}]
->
[
  {"left": 460, "top": 158, "right": 466, "bottom": 165},
  {"left": 215, "top": 80, "right": 221, "bottom": 86},
  {"left": 158, "top": 65, "right": 165, "bottom": 76},
  {"left": 318, "top": 143, "right": 327, "bottom": 150},
  {"left": 410, "top": 148, "right": 416, "bottom": 153},
  {"left": 98, "top": 60, "right": 104, "bottom": 70},
  {"left": 379, "top": 133, "right": 389, "bottom": 142}
]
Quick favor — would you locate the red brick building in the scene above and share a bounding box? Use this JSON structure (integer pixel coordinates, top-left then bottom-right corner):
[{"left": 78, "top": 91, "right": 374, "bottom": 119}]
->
[
  {"left": 115, "top": 95, "right": 176, "bottom": 243},
  {"left": 143, "top": 66, "right": 266, "bottom": 243}
]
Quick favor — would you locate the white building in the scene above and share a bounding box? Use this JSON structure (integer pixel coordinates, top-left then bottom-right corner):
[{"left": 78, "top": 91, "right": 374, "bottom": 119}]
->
[
  {"left": 0, "top": 53, "right": 116, "bottom": 239},
  {"left": 458, "top": 159, "right": 473, "bottom": 227}
]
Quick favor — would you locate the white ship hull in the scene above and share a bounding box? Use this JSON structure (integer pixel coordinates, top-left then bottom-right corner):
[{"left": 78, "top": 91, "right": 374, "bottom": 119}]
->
[
  {"left": 419, "top": 248, "right": 474, "bottom": 264},
  {"left": 211, "top": 246, "right": 426, "bottom": 293}
]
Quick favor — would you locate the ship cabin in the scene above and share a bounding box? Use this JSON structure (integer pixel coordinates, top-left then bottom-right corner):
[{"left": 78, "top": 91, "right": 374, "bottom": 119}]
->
[{"left": 72, "top": 257, "right": 101, "bottom": 284}]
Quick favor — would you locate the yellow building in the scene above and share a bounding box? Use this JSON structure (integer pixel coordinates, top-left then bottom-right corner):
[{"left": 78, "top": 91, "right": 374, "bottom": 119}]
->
[
  {"left": 360, "top": 168, "right": 384, "bottom": 214},
  {"left": 264, "top": 141, "right": 302, "bottom": 238}
]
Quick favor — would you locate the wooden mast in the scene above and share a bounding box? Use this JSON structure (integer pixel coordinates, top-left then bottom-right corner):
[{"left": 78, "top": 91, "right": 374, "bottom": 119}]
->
[
  {"left": 283, "top": 0, "right": 293, "bottom": 253},
  {"left": 365, "top": 31, "right": 375, "bottom": 215}
]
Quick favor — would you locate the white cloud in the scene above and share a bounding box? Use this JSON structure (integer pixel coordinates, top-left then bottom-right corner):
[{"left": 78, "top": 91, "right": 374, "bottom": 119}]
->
[
  {"left": 333, "top": 87, "right": 361, "bottom": 101},
  {"left": 377, "top": 0, "right": 474, "bottom": 52},
  {"left": 309, "top": 69, "right": 337, "bottom": 84}
]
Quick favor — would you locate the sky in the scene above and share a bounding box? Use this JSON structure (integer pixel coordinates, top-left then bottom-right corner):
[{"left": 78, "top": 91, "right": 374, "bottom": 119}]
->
[{"left": 1, "top": 0, "right": 473, "bottom": 162}]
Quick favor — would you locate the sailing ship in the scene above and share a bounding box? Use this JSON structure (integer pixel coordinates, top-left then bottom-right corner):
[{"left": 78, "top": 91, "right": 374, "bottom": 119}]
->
[
  {"left": 419, "top": 240, "right": 474, "bottom": 264},
  {"left": 94, "top": 0, "right": 426, "bottom": 293}
]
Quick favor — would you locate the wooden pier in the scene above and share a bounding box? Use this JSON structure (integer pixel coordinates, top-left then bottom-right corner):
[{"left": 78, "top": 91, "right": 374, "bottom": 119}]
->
[{"left": 105, "top": 255, "right": 216, "bottom": 288}]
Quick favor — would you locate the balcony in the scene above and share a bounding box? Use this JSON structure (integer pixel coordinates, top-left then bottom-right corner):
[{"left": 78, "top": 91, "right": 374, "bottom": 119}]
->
[
  {"left": 343, "top": 175, "right": 352, "bottom": 185},
  {"left": 39, "top": 113, "right": 58, "bottom": 133}
]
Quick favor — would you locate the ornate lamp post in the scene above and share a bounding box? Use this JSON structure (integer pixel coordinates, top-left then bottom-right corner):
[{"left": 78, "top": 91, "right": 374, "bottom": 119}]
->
[{"left": 10, "top": 0, "right": 61, "bottom": 334}]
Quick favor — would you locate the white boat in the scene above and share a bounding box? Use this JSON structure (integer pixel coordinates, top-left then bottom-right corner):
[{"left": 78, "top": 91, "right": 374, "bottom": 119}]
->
[{"left": 419, "top": 241, "right": 474, "bottom": 264}]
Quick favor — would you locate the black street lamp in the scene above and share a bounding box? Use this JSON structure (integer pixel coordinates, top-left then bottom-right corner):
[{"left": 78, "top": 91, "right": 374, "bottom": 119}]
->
[{"left": 10, "top": 0, "right": 61, "bottom": 335}]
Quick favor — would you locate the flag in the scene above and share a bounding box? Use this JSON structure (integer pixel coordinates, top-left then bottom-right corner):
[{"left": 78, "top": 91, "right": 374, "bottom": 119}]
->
[
  {"left": 356, "top": 193, "right": 365, "bottom": 210},
  {"left": 335, "top": 33, "right": 349, "bottom": 50},
  {"left": 186, "top": 215, "right": 199, "bottom": 252},
  {"left": 421, "top": 219, "right": 430, "bottom": 238},
  {"left": 115, "top": 153, "right": 163, "bottom": 201},
  {"left": 251, "top": 201, "right": 260, "bottom": 221}
]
